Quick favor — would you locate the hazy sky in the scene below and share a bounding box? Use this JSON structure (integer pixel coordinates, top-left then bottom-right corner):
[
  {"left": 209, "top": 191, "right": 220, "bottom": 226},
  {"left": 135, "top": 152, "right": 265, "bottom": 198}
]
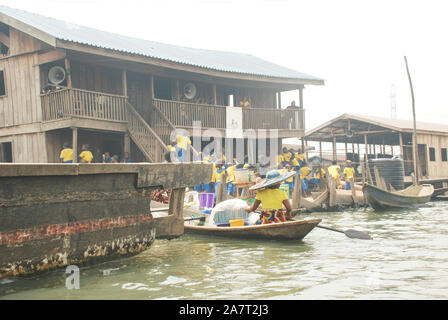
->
[{"left": 2, "top": 0, "right": 447, "bottom": 131}]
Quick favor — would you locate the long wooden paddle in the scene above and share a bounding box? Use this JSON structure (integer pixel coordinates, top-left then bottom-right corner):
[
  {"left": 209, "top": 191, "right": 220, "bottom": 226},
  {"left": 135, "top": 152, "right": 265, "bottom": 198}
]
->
[
  {"left": 184, "top": 216, "right": 206, "bottom": 222},
  {"left": 316, "top": 224, "right": 372, "bottom": 240}
]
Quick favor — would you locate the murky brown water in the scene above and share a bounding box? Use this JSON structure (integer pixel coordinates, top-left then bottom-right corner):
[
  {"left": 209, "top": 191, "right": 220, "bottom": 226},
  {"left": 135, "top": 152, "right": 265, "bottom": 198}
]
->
[{"left": 1, "top": 201, "right": 448, "bottom": 299}]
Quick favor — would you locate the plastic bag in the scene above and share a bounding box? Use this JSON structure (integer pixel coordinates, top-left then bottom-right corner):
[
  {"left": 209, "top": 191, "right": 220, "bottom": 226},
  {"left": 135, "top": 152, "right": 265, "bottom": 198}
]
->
[{"left": 209, "top": 199, "right": 249, "bottom": 225}]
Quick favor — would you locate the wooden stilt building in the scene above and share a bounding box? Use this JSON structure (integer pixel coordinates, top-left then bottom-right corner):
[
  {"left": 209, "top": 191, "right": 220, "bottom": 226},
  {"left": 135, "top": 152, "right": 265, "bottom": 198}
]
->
[
  {"left": 0, "top": 6, "right": 324, "bottom": 164},
  {"left": 305, "top": 113, "right": 448, "bottom": 188}
]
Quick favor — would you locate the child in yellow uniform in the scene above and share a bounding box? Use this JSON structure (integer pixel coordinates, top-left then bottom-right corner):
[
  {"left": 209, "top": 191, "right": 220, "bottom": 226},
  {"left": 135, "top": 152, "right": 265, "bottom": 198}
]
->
[
  {"left": 59, "top": 142, "right": 73, "bottom": 163},
  {"left": 343, "top": 160, "right": 356, "bottom": 190},
  {"left": 246, "top": 170, "right": 295, "bottom": 223},
  {"left": 282, "top": 147, "right": 292, "bottom": 166},
  {"left": 226, "top": 163, "right": 237, "bottom": 196},
  {"left": 211, "top": 161, "right": 226, "bottom": 198},
  {"left": 310, "top": 164, "right": 326, "bottom": 188},
  {"left": 299, "top": 162, "right": 311, "bottom": 195},
  {"left": 79, "top": 144, "right": 93, "bottom": 163},
  {"left": 328, "top": 160, "right": 341, "bottom": 188},
  {"left": 277, "top": 154, "right": 284, "bottom": 166},
  {"left": 284, "top": 164, "right": 295, "bottom": 193},
  {"left": 176, "top": 134, "right": 191, "bottom": 162}
]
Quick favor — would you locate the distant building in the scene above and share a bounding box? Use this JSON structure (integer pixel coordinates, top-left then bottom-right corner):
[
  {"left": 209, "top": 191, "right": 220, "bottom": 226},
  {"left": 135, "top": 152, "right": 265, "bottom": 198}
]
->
[{"left": 305, "top": 113, "right": 448, "bottom": 179}]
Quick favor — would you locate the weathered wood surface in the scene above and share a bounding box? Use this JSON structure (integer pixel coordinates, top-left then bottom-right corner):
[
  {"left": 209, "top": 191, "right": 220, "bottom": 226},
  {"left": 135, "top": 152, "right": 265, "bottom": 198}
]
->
[
  {"left": 184, "top": 218, "right": 321, "bottom": 240},
  {"left": 0, "top": 163, "right": 212, "bottom": 278}
]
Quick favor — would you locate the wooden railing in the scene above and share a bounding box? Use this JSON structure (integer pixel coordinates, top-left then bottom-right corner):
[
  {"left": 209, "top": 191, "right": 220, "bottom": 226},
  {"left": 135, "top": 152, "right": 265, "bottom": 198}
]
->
[
  {"left": 149, "top": 102, "right": 177, "bottom": 145},
  {"left": 243, "top": 107, "right": 305, "bottom": 131},
  {"left": 41, "top": 88, "right": 127, "bottom": 122},
  {"left": 152, "top": 98, "right": 304, "bottom": 131},
  {"left": 127, "top": 102, "right": 167, "bottom": 163},
  {"left": 153, "top": 99, "right": 226, "bottom": 129}
]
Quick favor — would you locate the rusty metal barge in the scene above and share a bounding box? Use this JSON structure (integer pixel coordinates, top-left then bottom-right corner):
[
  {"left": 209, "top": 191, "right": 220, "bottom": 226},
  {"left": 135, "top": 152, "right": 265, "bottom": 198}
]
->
[{"left": 0, "top": 162, "right": 211, "bottom": 278}]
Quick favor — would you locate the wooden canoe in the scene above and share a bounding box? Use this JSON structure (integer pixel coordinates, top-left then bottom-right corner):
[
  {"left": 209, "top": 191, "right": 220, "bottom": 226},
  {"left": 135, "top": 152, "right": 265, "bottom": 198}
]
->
[
  {"left": 431, "top": 187, "right": 448, "bottom": 199},
  {"left": 301, "top": 190, "right": 328, "bottom": 211},
  {"left": 362, "top": 183, "right": 434, "bottom": 210},
  {"left": 184, "top": 218, "right": 321, "bottom": 240}
]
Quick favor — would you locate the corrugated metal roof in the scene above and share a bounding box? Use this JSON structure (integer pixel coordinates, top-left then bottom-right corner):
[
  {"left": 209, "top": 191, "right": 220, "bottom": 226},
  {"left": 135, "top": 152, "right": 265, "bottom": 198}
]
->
[
  {"left": 0, "top": 5, "right": 324, "bottom": 83},
  {"left": 306, "top": 113, "right": 448, "bottom": 137}
]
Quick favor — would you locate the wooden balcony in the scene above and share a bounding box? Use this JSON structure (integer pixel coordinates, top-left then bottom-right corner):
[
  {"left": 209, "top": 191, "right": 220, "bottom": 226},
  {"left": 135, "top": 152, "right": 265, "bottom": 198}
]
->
[
  {"left": 40, "top": 90, "right": 305, "bottom": 138},
  {"left": 153, "top": 98, "right": 305, "bottom": 137},
  {"left": 41, "top": 88, "right": 128, "bottom": 122}
]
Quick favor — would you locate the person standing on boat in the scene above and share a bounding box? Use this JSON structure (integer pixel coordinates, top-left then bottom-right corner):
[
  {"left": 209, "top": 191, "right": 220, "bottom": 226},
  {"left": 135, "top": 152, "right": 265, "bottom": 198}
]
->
[
  {"left": 343, "top": 160, "right": 356, "bottom": 190},
  {"left": 246, "top": 170, "right": 296, "bottom": 224}
]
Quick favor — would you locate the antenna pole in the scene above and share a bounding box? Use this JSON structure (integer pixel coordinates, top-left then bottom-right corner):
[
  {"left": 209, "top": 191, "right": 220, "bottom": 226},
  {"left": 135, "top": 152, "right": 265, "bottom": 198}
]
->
[{"left": 404, "top": 56, "right": 419, "bottom": 185}]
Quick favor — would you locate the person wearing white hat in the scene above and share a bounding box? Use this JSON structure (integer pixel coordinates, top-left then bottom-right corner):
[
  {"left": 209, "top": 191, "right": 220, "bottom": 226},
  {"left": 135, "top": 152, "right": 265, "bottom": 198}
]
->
[{"left": 246, "top": 170, "right": 297, "bottom": 224}]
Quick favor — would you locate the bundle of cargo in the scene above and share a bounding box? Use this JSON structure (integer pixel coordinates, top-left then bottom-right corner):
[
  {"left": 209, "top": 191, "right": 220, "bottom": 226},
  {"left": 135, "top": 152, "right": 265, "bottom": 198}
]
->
[{"left": 208, "top": 199, "right": 250, "bottom": 226}]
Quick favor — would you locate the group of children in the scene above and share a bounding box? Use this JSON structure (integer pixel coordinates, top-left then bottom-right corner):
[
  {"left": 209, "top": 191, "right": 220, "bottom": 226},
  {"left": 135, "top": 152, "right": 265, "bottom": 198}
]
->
[{"left": 59, "top": 142, "right": 131, "bottom": 164}]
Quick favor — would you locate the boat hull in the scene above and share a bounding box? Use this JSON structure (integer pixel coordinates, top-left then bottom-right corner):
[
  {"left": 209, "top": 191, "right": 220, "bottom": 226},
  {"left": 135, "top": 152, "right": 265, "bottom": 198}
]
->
[
  {"left": 0, "top": 163, "right": 212, "bottom": 278},
  {"left": 362, "top": 183, "right": 434, "bottom": 210},
  {"left": 184, "top": 218, "right": 321, "bottom": 240}
]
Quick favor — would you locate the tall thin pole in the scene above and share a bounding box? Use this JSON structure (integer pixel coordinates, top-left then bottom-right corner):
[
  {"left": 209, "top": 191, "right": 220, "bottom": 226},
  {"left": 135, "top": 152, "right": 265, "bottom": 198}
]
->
[{"left": 404, "top": 56, "right": 419, "bottom": 185}]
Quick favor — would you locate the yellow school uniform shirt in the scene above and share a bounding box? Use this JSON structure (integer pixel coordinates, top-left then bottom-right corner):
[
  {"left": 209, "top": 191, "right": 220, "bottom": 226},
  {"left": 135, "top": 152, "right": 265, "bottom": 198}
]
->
[
  {"left": 226, "top": 165, "right": 236, "bottom": 183},
  {"left": 277, "top": 154, "right": 284, "bottom": 164},
  {"left": 286, "top": 170, "right": 295, "bottom": 183},
  {"left": 211, "top": 168, "right": 225, "bottom": 183},
  {"left": 282, "top": 152, "right": 292, "bottom": 162},
  {"left": 176, "top": 135, "right": 191, "bottom": 150},
  {"left": 295, "top": 153, "right": 305, "bottom": 162},
  {"left": 315, "top": 168, "right": 326, "bottom": 179},
  {"left": 167, "top": 145, "right": 176, "bottom": 152},
  {"left": 59, "top": 148, "right": 73, "bottom": 162},
  {"left": 291, "top": 157, "right": 300, "bottom": 167},
  {"left": 300, "top": 166, "right": 311, "bottom": 179},
  {"left": 328, "top": 165, "right": 341, "bottom": 179},
  {"left": 255, "top": 188, "right": 288, "bottom": 210},
  {"left": 79, "top": 150, "right": 93, "bottom": 163},
  {"left": 343, "top": 167, "right": 355, "bottom": 182}
]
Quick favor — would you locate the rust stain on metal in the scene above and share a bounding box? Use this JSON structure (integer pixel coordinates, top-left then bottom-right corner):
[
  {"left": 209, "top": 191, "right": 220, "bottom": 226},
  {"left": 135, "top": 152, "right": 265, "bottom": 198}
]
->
[{"left": 0, "top": 214, "right": 154, "bottom": 245}]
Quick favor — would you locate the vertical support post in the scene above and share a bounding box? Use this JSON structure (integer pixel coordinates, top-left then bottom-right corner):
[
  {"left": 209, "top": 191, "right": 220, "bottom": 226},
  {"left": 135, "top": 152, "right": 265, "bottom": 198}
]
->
[
  {"left": 64, "top": 57, "right": 72, "bottom": 88},
  {"left": 168, "top": 188, "right": 186, "bottom": 219},
  {"left": 277, "top": 91, "right": 282, "bottom": 109},
  {"left": 399, "top": 132, "right": 404, "bottom": 158},
  {"left": 291, "top": 173, "right": 301, "bottom": 209},
  {"left": 149, "top": 75, "right": 155, "bottom": 99},
  {"left": 213, "top": 84, "right": 217, "bottom": 105},
  {"left": 364, "top": 134, "right": 369, "bottom": 183},
  {"left": 328, "top": 175, "right": 336, "bottom": 209},
  {"left": 122, "top": 69, "right": 127, "bottom": 97},
  {"left": 345, "top": 142, "right": 348, "bottom": 160},
  {"left": 350, "top": 176, "right": 358, "bottom": 207},
  {"left": 332, "top": 136, "right": 337, "bottom": 162},
  {"left": 124, "top": 133, "right": 130, "bottom": 154},
  {"left": 72, "top": 127, "right": 78, "bottom": 163},
  {"left": 319, "top": 141, "right": 323, "bottom": 162},
  {"left": 175, "top": 79, "right": 180, "bottom": 101}
]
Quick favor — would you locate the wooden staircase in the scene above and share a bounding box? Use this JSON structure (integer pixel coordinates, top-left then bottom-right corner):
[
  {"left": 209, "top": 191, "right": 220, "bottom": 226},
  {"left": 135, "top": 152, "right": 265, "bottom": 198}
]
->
[
  {"left": 127, "top": 101, "right": 199, "bottom": 163},
  {"left": 127, "top": 102, "right": 167, "bottom": 162}
]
